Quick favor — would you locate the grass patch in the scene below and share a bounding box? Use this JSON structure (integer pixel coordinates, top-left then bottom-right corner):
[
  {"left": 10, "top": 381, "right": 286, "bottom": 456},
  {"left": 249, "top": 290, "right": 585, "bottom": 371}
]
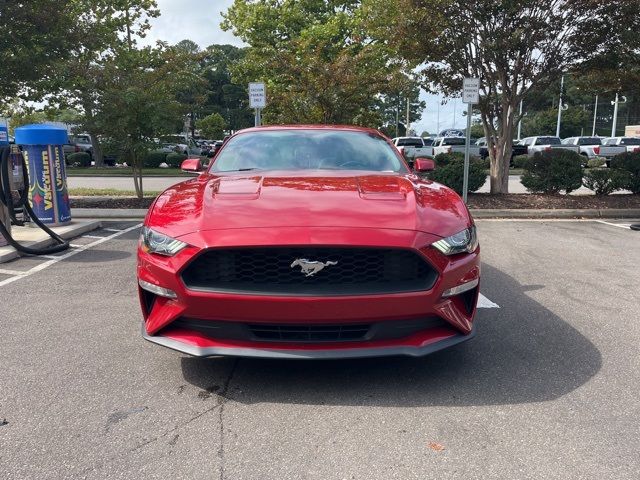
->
[
  {"left": 67, "top": 167, "right": 189, "bottom": 177},
  {"left": 68, "top": 188, "right": 161, "bottom": 197}
]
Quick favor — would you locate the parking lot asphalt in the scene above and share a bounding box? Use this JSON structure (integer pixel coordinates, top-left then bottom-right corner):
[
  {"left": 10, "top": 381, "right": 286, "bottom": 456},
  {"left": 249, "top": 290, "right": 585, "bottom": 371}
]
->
[{"left": 1, "top": 219, "right": 639, "bottom": 479}]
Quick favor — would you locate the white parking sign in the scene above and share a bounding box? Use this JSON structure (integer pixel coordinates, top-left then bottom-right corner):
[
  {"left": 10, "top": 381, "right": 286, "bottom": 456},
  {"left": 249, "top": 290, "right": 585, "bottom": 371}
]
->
[
  {"left": 463, "top": 78, "right": 480, "bottom": 104},
  {"left": 249, "top": 82, "right": 267, "bottom": 109}
]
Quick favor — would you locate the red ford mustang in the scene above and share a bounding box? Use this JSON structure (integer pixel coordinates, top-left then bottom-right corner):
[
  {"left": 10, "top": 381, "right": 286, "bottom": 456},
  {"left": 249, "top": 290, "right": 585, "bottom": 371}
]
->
[{"left": 138, "top": 125, "right": 480, "bottom": 359}]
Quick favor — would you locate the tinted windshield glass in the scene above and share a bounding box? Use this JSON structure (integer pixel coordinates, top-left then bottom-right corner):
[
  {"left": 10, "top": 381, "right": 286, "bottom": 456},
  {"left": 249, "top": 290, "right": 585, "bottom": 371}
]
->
[
  {"left": 212, "top": 130, "right": 405, "bottom": 173},
  {"left": 443, "top": 137, "right": 466, "bottom": 146},
  {"left": 620, "top": 137, "right": 640, "bottom": 145},
  {"left": 535, "top": 137, "right": 561, "bottom": 145},
  {"left": 396, "top": 138, "right": 424, "bottom": 147},
  {"left": 578, "top": 137, "right": 601, "bottom": 145}
]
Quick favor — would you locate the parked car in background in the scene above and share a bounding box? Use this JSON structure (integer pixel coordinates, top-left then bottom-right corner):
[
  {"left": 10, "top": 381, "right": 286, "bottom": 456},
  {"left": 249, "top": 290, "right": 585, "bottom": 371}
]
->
[
  {"left": 601, "top": 137, "right": 640, "bottom": 153},
  {"left": 521, "top": 136, "right": 581, "bottom": 156},
  {"left": 561, "top": 136, "right": 602, "bottom": 159},
  {"left": 600, "top": 137, "right": 640, "bottom": 166},
  {"left": 431, "top": 136, "right": 481, "bottom": 157},
  {"left": 391, "top": 137, "right": 433, "bottom": 163},
  {"left": 69, "top": 134, "right": 93, "bottom": 157},
  {"left": 160, "top": 135, "right": 203, "bottom": 156}
]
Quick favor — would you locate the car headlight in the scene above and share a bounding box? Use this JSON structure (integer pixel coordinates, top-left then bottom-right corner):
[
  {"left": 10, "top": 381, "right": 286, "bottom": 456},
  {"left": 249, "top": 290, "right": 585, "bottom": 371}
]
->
[
  {"left": 140, "top": 227, "right": 188, "bottom": 256},
  {"left": 432, "top": 226, "right": 478, "bottom": 255}
]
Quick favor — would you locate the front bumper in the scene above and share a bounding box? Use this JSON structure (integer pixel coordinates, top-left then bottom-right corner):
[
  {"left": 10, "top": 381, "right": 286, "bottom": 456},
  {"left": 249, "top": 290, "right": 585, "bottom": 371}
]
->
[
  {"left": 142, "top": 323, "right": 476, "bottom": 359},
  {"left": 138, "top": 226, "right": 480, "bottom": 359}
]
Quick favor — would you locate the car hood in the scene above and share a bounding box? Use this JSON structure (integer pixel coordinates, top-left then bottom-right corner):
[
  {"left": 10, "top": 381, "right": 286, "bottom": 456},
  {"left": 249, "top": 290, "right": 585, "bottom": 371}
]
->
[{"left": 147, "top": 171, "right": 471, "bottom": 239}]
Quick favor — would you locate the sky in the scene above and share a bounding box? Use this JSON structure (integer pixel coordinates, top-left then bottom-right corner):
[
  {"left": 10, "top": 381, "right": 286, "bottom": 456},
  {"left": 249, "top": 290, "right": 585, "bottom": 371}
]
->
[{"left": 145, "top": 0, "right": 464, "bottom": 135}]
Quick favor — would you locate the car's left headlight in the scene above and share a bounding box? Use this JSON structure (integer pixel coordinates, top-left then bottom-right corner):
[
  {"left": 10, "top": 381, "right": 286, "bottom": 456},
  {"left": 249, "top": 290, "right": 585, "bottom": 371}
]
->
[
  {"left": 432, "top": 226, "right": 478, "bottom": 255},
  {"left": 140, "top": 227, "right": 188, "bottom": 256}
]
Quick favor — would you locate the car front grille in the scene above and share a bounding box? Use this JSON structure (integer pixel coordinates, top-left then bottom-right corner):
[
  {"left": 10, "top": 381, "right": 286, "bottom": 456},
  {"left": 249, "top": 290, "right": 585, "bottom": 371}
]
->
[
  {"left": 181, "top": 247, "right": 438, "bottom": 295},
  {"left": 167, "top": 317, "right": 448, "bottom": 343},
  {"left": 248, "top": 323, "right": 371, "bottom": 342}
]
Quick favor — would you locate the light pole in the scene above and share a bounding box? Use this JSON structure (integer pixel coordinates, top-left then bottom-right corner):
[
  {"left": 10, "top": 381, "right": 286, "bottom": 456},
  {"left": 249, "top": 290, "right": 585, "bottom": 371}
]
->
[
  {"left": 611, "top": 93, "right": 627, "bottom": 137},
  {"left": 517, "top": 99, "right": 527, "bottom": 141},
  {"left": 592, "top": 95, "right": 598, "bottom": 136},
  {"left": 556, "top": 75, "right": 568, "bottom": 137}
]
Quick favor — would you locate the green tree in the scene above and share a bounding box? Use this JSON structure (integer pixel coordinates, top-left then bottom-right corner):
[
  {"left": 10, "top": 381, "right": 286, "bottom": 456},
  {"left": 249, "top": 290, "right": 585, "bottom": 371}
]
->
[
  {"left": 97, "top": 46, "right": 186, "bottom": 198},
  {"left": 35, "top": 0, "right": 160, "bottom": 166},
  {"left": 197, "top": 113, "right": 227, "bottom": 139},
  {"left": 0, "top": 0, "right": 78, "bottom": 103},
  {"left": 221, "top": 0, "right": 416, "bottom": 125},
  {"left": 367, "top": 0, "right": 638, "bottom": 193},
  {"left": 200, "top": 44, "right": 254, "bottom": 131}
]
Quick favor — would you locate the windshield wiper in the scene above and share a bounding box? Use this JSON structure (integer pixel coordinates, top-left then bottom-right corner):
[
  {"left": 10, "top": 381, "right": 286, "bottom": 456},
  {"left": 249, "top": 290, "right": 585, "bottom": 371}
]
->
[{"left": 221, "top": 168, "right": 261, "bottom": 172}]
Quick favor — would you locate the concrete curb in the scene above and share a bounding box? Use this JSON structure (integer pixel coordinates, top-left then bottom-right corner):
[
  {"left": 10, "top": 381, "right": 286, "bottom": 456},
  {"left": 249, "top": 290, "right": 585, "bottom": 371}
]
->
[
  {"left": 0, "top": 220, "right": 102, "bottom": 264},
  {"left": 70, "top": 207, "right": 640, "bottom": 220},
  {"left": 470, "top": 208, "right": 640, "bottom": 219}
]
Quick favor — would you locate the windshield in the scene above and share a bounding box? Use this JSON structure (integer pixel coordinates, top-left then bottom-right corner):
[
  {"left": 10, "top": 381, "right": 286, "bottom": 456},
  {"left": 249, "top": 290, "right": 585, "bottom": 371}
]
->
[
  {"left": 578, "top": 137, "right": 601, "bottom": 145},
  {"left": 212, "top": 130, "right": 406, "bottom": 173},
  {"left": 535, "top": 137, "right": 561, "bottom": 145},
  {"left": 443, "top": 137, "right": 466, "bottom": 146},
  {"left": 396, "top": 138, "right": 424, "bottom": 147},
  {"left": 620, "top": 137, "right": 640, "bottom": 145}
]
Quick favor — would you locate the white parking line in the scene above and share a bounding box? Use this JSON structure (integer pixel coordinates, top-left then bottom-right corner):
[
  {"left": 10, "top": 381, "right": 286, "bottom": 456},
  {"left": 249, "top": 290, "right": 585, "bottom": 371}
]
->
[
  {"left": 477, "top": 293, "right": 500, "bottom": 308},
  {"left": 103, "top": 228, "right": 123, "bottom": 233},
  {"left": 594, "top": 220, "right": 632, "bottom": 230},
  {"left": 0, "top": 223, "right": 142, "bottom": 288},
  {"left": 0, "top": 268, "right": 26, "bottom": 276}
]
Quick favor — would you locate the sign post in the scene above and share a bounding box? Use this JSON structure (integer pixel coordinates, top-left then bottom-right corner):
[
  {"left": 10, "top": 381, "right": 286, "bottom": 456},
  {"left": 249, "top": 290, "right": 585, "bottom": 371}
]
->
[
  {"left": 462, "top": 78, "right": 480, "bottom": 203},
  {"left": 248, "top": 82, "right": 267, "bottom": 126}
]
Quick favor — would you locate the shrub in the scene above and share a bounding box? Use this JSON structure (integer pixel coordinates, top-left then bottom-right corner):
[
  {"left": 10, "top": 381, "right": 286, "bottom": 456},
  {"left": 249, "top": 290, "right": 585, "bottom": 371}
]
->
[
  {"left": 429, "top": 159, "right": 486, "bottom": 194},
  {"left": 610, "top": 152, "right": 640, "bottom": 194},
  {"left": 165, "top": 152, "right": 188, "bottom": 168},
  {"left": 474, "top": 155, "right": 490, "bottom": 169},
  {"left": 143, "top": 151, "right": 168, "bottom": 168},
  {"left": 434, "top": 152, "right": 464, "bottom": 166},
  {"left": 66, "top": 152, "right": 91, "bottom": 167},
  {"left": 583, "top": 169, "right": 621, "bottom": 196},
  {"left": 521, "top": 150, "right": 583, "bottom": 194},
  {"left": 587, "top": 157, "right": 606, "bottom": 168},
  {"left": 512, "top": 154, "right": 529, "bottom": 169}
]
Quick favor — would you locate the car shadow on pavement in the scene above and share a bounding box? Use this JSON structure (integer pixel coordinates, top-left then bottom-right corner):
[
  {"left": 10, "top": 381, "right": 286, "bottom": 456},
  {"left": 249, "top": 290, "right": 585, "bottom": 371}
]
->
[{"left": 180, "top": 263, "right": 602, "bottom": 407}]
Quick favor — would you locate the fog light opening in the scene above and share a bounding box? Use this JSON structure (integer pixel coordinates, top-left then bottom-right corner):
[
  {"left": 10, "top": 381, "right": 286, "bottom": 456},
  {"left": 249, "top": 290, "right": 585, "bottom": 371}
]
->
[
  {"left": 139, "top": 279, "right": 177, "bottom": 299},
  {"left": 442, "top": 278, "right": 479, "bottom": 298}
]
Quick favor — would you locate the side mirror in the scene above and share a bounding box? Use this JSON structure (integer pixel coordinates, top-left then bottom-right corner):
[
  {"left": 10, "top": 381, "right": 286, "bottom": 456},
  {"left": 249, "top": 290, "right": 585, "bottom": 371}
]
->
[
  {"left": 414, "top": 157, "right": 435, "bottom": 172},
  {"left": 181, "top": 158, "right": 203, "bottom": 173}
]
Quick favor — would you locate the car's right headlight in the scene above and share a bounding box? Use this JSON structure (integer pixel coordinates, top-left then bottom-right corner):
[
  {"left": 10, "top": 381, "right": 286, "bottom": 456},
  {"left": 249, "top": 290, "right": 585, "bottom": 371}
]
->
[
  {"left": 432, "top": 226, "right": 478, "bottom": 255},
  {"left": 140, "top": 227, "right": 188, "bottom": 256}
]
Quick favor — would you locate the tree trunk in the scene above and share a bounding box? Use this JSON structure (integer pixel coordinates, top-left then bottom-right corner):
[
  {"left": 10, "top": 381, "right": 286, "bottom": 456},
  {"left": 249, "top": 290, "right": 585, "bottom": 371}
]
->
[
  {"left": 131, "top": 151, "right": 143, "bottom": 199},
  {"left": 89, "top": 134, "right": 103, "bottom": 167}
]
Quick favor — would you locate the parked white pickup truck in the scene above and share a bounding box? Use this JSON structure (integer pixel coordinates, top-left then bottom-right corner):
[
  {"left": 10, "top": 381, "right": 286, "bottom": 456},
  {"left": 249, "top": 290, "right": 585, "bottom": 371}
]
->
[
  {"left": 601, "top": 137, "right": 640, "bottom": 154},
  {"left": 391, "top": 137, "right": 433, "bottom": 162},
  {"left": 431, "top": 136, "right": 481, "bottom": 157},
  {"left": 561, "top": 137, "right": 603, "bottom": 159},
  {"left": 521, "top": 136, "right": 581, "bottom": 156}
]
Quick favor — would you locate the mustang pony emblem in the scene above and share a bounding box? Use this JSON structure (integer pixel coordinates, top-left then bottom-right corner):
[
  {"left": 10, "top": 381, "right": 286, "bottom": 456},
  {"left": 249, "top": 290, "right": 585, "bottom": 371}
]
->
[{"left": 290, "top": 258, "right": 338, "bottom": 277}]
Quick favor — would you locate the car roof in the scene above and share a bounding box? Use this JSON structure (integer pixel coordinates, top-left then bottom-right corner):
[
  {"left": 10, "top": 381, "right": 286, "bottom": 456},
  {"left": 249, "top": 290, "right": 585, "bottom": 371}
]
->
[{"left": 235, "top": 124, "right": 385, "bottom": 137}]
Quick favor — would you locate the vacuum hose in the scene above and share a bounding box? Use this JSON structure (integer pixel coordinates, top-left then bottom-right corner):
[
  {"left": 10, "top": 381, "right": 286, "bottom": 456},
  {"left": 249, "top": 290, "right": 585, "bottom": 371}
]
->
[{"left": 0, "top": 145, "right": 70, "bottom": 255}]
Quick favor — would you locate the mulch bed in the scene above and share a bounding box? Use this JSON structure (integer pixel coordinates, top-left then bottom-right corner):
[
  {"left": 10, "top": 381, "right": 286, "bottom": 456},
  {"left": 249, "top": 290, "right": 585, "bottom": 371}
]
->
[
  {"left": 467, "top": 193, "right": 640, "bottom": 210},
  {"left": 70, "top": 194, "right": 640, "bottom": 210}
]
